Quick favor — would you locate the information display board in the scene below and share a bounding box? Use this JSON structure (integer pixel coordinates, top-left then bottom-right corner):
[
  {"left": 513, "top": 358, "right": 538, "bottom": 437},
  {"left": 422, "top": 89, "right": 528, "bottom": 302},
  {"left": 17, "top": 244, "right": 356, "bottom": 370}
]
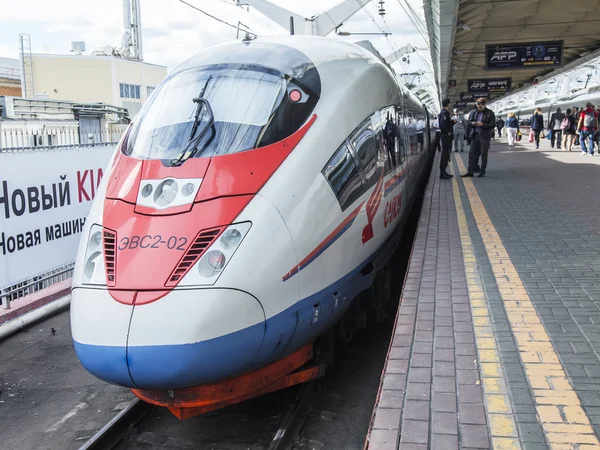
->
[
  {"left": 486, "top": 41, "right": 563, "bottom": 70},
  {"left": 468, "top": 78, "right": 512, "bottom": 93}
]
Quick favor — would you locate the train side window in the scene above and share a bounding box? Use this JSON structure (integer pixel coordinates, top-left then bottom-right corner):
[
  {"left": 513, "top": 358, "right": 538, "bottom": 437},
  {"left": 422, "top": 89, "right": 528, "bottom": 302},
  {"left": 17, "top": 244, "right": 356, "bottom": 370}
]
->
[
  {"left": 372, "top": 110, "right": 388, "bottom": 169},
  {"left": 381, "top": 107, "right": 397, "bottom": 171},
  {"left": 349, "top": 120, "right": 378, "bottom": 188},
  {"left": 323, "top": 142, "right": 363, "bottom": 211},
  {"left": 406, "top": 110, "right": 417, "bottom": 155},
  {"left": 416, "top": 112, "right": 425, "bottom": 153},
  {"left": 395, "top": 106, "right": 405, "bottom": 165}
]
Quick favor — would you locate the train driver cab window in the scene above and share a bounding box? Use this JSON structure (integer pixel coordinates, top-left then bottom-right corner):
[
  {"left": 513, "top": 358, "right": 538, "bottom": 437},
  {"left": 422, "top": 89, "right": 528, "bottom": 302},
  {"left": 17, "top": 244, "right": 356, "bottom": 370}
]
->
[
  {"left": 349, "top": 120, "right": 378, "bottom": 188},
  {"left": 323, "top": 143, "right": 363, "bottom": 211},
  {"left": 123, "top": 64, "right": 319, "bottom": 164}
]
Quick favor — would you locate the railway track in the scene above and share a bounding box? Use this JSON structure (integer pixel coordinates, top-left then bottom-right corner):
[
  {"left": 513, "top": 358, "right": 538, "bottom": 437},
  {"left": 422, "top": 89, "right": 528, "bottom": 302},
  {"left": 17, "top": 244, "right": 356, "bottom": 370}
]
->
[{"left": 78, "top": 382, "right": 316, "bottom": 450}]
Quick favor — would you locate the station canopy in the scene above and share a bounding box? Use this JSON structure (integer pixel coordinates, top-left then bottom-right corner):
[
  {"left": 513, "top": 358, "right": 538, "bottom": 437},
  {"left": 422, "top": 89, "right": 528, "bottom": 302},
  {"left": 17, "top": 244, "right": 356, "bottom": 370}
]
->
[{"left": 423, "top": 0, "right": 600, "bottom": 107}]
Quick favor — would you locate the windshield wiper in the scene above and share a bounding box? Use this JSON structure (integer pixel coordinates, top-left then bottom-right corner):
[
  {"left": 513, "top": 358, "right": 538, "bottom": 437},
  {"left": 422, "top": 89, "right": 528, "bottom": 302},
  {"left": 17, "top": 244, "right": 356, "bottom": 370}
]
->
[{"left": 170, "top": 77, "right": 215, "bottom": 167}]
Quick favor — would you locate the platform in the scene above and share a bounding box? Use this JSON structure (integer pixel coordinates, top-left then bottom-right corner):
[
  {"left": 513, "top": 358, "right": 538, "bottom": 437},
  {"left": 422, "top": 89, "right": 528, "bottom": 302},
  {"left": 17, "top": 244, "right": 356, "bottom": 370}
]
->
[
  {"left": 366, "top": 134, "right": 600, "bottom": 449},
  {"left": 0, "top": 309, "right": 134, "bottom": 450}
]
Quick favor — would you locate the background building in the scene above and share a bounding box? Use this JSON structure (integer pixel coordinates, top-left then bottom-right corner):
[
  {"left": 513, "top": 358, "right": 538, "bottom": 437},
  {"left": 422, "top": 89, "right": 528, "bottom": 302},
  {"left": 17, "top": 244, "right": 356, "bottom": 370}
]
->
[
  {"left": 23, "top": 52, "right": 166, "bottom": 118},
  {"left": 0, "top": 57, "right": 22, "bottom": 97},
  {"left": 0, "top": 96, "right": 128, "bottom": 149}
]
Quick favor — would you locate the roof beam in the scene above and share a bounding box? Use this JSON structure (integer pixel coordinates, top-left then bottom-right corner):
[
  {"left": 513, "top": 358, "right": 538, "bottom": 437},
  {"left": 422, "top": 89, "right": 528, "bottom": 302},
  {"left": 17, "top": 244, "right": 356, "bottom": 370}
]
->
[{"left": 237, "top": 0, "right": 374, "bottom": 36}]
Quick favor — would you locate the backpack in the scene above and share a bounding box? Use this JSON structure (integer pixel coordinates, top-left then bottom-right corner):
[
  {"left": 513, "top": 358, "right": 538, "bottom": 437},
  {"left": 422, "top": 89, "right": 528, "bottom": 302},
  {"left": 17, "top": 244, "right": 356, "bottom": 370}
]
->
[
  {"left": 560, "top": 117, "right": 570, "bottom": 130},
  {"left": 583, "top": 109, "right": 596, "bottom": 129}
]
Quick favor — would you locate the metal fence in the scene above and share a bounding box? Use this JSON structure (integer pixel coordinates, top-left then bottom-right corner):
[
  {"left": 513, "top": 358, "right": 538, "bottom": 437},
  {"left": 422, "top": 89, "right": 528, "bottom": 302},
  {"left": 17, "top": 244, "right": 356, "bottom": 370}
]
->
[
  {"left": 1, "top": 262, "right": 74, "bottom": 309},
  {"left": 0, "top": 125, "right": 128, "bottom": 150}
]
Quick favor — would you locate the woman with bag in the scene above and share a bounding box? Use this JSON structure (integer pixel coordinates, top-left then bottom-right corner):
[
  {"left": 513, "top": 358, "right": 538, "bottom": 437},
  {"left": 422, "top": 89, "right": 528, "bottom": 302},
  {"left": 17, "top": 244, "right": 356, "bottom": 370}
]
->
[
  {"left": 506, "top": 112, "right": 519, "bottom": 147},
  {"left": 530, "top": 108, "right": 544, "bottom": 149}
]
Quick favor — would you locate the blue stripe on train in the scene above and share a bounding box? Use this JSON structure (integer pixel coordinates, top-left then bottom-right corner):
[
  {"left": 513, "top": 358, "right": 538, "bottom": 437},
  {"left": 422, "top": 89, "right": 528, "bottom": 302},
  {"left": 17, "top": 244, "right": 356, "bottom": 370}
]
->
[{"left": 73, "top": 258, "right": 375, "bottom": 390}]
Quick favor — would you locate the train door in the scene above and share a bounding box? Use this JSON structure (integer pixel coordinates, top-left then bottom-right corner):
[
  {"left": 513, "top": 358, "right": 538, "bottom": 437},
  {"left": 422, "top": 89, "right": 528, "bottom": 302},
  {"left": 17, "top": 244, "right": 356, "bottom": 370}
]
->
[{"left": 404, "top": 108, "right": 419, "bottom": 199}]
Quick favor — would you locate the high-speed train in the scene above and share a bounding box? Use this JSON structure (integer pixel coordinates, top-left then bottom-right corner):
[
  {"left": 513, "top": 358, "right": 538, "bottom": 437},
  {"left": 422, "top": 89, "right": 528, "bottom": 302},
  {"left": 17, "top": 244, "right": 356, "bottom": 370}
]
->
[
  {"left": 70, "top": 36, "right": 435, "bottom": 413},
  {"left": 496, "top": 86, "right": 600, "bottom": 126}
]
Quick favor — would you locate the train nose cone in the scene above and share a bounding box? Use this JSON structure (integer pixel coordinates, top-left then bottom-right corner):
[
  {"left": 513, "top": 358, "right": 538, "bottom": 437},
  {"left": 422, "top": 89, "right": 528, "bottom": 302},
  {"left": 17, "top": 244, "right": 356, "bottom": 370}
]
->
[
  {"left": 126, "top": 288, "right": 266, "bottom": 389},
  {"left": 71, "top": 288, "right": 136, "bottom": 387}
]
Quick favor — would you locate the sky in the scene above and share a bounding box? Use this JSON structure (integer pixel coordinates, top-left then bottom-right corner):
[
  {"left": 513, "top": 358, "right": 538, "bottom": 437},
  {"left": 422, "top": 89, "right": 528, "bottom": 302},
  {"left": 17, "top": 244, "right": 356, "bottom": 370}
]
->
[{"left": 0, "top": 0, "right": 435, "bottom": 95}]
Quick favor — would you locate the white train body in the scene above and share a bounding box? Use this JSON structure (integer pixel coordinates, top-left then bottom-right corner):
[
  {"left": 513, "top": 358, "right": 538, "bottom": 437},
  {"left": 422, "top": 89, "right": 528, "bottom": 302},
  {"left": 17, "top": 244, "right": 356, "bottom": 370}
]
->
[{"left": 70, "top": 36, "right": 434, "bottom": 390}]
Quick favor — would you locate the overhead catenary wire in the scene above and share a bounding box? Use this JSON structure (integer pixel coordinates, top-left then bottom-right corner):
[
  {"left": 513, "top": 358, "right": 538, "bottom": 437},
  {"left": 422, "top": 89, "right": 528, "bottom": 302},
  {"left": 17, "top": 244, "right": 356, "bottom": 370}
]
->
[
  {"left": 395, "top": 0, "right": 428, "bottom": 44},
  {"left": 246, "top": 9, "right": 282, "bottom": 34},
  {"left": 358, "top": 0, "right": 388, "bottom": 35},
  {"left": 176, "top": 0, "right": 257, "bottom": 35}
]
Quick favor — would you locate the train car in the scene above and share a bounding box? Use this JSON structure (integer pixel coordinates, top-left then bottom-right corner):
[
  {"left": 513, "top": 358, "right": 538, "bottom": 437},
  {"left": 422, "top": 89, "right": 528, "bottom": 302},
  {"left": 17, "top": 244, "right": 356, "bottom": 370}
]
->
[
  {"left": 70, "top": 35, "right": 435, "bottom": 418},
  {"left": 496, "top": 85, "right": 600, "bottom": 127}
]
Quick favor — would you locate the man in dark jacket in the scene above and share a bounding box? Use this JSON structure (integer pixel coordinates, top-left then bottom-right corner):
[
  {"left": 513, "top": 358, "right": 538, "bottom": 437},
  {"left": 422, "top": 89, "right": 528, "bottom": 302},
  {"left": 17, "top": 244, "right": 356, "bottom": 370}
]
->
[
  {"left": 462, "top": 98, "right": 496, "bottom": 178},
  {"left": 438, "top": 98, "right": 453, "bottom": 179},
  {"left": 550, "top": 107, "right": 565, "bottom": 149}
]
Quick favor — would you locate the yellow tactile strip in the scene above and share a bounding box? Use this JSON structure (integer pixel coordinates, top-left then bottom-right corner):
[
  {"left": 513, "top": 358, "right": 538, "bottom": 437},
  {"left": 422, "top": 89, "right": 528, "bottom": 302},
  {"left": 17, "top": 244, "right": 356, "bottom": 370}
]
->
[
  {"left": 449, "top": 164, "right": 522, "bottom": 450},
  {"left": 454, "top": 156, "right": 600, "bottom": 449}
]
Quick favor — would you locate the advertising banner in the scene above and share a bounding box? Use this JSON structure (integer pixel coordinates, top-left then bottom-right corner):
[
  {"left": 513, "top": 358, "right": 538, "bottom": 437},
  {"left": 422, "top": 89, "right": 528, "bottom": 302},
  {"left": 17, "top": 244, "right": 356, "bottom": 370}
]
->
[
  {"left": 468, "top": 78, "right": 512, "bottom": 93},
  {"left": 486, "top": 41, "right": 563, "bottom": 70},
  {"left": 459, "top": 93, "right": 490, "bottom": 103},
  {"left": 0, "top": 145, "right": 115, "bottom": 289}
]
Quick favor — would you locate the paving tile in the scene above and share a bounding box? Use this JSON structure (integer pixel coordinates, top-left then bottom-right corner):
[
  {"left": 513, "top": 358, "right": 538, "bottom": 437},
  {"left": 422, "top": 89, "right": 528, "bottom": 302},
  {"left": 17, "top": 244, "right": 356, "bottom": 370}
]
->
[
  {"left": 373, "top": 408, "right": 402, "bottom": 430},
  {"left": 399, "top": 419, "right": 429, "bottom": 444},
  {"left": 433, "top": 361, "right": 455, "bottom": 377},
  {"left": 410, "top": 353, "right": 432, "bottom": 368},
  {"left": 398, "top": 444, "right": 427, "bottom": 450},
  {"left": 434, "top": 348, "right": 455, "bottom": 362},
  {"left": 456, "top": 369, "right": 479, "bottom": 385},
  {"left": 377, "top": 390, "right": 404, "bottom": 409},
  {"left": 382, "top": 374, "right": 406, "bottom": 391},
  {"left": 432, "top": 376, "right": 457, "bottom": 393},
  {"left": 386, "top": 359, "right": 409, "bottom": 374},
  {"left": 458, "top": 385, "right": 484, "bottom": 404},
  {"left": 458, "top": 403, "right": 487, "bottom": 425},
  {"left": 431, "top": 433, "right": 458, "bottom": 450},
  {"left": 432, "top": 411, "right": 458, "bottom": 435},
  {"left": 403, "top": 400, "right": 430, "bottom": 421},
  {"left": 460, "top": 423, "right": 491, "bottom": 448},
  {"left": 368, "top": 429, "right": 398, "bottom": 450},
  {"left": 432, "top": 392, "right": 457, "bottom": 413},
  {"left": 405, "top": 382, "right": 431, "bottom": 401}
]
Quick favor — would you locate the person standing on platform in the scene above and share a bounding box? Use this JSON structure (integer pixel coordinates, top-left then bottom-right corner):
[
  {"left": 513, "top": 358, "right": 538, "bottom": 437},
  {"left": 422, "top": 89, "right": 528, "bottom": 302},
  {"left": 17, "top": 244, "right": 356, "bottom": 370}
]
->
[
  {"left": 453, "top": 109, "right": 467, "bottom": 153},
  {"left": 550, "top": 107, "right": 565, "bottom": 149},
  {"left": 439, "top": 99, "right": 454, "bottom": 179},
  {"left": 496, "top": 117, "right": 505, "bottom": 137},
  {"left": 577, "top": 102, "right": 598, "bottom": 156},
  {"left": 505, "top": 112, "right": 519, "bottom": 147},
  {"left": 573, "top": 107, "right": 580, "bottom": 147},
  {"left": 561, "top": 109, "right": 577, "bottom": 151},
  {"left": 530, "top": 108, "right": 545, "bottom": 149},
  {"left": 462, "top": 97, "right": 495, "bottom": 178}
]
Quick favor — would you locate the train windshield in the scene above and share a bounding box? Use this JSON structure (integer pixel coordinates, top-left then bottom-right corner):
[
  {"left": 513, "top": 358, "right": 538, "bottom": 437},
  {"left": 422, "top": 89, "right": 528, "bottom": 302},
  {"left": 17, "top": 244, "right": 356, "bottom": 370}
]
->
[{"left": 124, "top": 64, "right": 318, "bottom": 161}]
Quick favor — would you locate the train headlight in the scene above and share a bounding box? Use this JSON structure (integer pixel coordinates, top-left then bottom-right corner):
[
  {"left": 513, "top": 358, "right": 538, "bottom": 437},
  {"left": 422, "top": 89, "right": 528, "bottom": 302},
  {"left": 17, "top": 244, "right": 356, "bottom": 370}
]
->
[
  {"left": 220, "top": 229, "right": 242, "bottom": 249},
  {"left": 154, "top": 179, "right": 178, "bottom": 207},
  {"left": 136, "top": 178, "right": 202, "bottom": 210},
  {"left": 178, "top": 222, "right": 251, "bottom": 286},
  {"left": 82, "top": 224, "right": 107, "bottom": 286}
]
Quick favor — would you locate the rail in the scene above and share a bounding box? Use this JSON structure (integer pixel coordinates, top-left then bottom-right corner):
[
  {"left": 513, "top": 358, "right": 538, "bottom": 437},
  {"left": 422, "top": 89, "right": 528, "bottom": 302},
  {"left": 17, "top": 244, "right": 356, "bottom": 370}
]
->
[{"left": 1, "top": 263, "right": 74, "bottom": 309}]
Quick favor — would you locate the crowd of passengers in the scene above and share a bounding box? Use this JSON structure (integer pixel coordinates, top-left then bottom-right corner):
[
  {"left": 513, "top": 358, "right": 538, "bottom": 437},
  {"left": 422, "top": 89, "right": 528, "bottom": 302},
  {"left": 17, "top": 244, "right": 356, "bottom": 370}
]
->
[{"left": 496, "top": 102, "right": 599, "bottom": 154}]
